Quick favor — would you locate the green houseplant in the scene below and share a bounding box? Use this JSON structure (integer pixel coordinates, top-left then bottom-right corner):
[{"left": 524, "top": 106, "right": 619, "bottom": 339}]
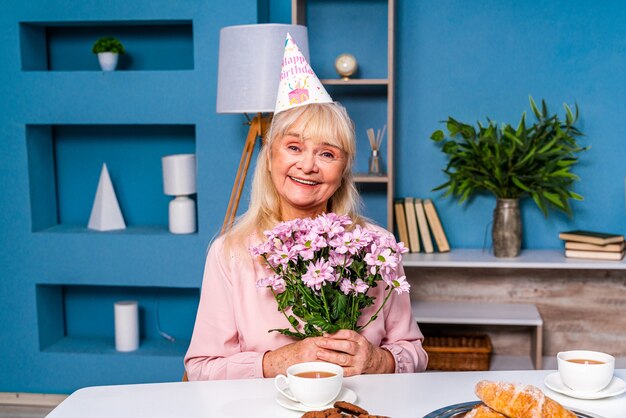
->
[
  {"left": 430, "top": 97, "right": 587, "bottom": 257},
  {"left": 92, "top": 37, "right": 125, "bottom": 71}
]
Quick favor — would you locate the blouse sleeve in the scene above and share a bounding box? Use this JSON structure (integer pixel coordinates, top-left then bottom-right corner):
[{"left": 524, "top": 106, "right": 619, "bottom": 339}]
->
[
  {"left": 380, "top": 263, "right": 429, "bottom": 373},
  {"left": 184, "top": 238, "right": 266, "bottom": 380}
]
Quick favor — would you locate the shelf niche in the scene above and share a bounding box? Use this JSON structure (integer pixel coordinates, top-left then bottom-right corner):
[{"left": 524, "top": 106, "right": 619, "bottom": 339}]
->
[
  {"left": 303, "top": 0, "right": 388, "bottom": 80},
  {"left": 20, "top": 20, "right": 194, "bottom": 71},
  {"left": 324, "top": 84, "right": 388, "bottom": 176},
  {"left": 26, "top": 124, "right": 196, "bottom": 233},
  {"left": 36, "top": 284, "right": 199, "bottom": 356}
]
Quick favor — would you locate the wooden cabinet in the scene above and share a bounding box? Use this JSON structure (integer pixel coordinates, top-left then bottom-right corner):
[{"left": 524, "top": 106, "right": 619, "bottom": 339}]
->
[{"left": 291, "top": 0, "right": 396, "bottom": 230}]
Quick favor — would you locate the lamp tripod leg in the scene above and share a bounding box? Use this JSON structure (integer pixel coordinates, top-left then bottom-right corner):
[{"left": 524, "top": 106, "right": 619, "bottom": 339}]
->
[{"left": 221, "top": 115, "right": 263, "bottom": 234}]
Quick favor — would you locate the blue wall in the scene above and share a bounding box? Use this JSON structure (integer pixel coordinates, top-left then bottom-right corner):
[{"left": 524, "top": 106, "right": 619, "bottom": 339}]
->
[
  {"left": 1, "top": 0, "right": 261, "bottom": 393},
  {"left": 1, "top": 0, "right": 625, "bottom": 395},
  {"left": 396, "top": 0, "right": 626, "bottom": 249}
]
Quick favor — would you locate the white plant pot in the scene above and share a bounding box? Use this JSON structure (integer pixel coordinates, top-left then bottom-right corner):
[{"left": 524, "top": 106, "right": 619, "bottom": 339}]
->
[{"left": 98, "top": 52, "right": 119, "bottom": 71}]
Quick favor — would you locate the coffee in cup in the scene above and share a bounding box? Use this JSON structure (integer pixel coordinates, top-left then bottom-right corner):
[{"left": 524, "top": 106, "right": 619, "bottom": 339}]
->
[
  {"left": 274, "top": 361, "right": 343, "bottom": 407},
  {"left": 557, "top": 350, "right": 615, "bottom": 393}
]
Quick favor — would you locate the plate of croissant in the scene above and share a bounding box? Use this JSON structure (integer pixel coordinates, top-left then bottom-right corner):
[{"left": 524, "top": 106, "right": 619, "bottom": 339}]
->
[{"left": 424, "top": 380, "right": 603, "bottom": 418}]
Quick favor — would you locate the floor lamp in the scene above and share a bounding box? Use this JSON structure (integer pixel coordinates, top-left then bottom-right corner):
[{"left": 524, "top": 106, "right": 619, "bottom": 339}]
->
[{"left": 216, "top": 24, "right": 309, "bottom": 234}]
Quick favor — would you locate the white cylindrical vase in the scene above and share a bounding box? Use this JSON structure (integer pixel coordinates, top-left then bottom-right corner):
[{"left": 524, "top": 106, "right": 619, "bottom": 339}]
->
[
  {"left": 162, "top": 154, "right": 196, "bottom": 196},
  {"left": 162, "top": 154, "right": 197, "bottom": 234},
  {"left": 114, "top": 300, "right": 139, "bottom": 352},
  {"left": 169, "top": 196, "right": 196, "bottom": 234}
]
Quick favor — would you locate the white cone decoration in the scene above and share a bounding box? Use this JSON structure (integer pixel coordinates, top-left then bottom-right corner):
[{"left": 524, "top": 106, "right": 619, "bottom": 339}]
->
[
  {"left": 274, "top": 33, "right": 333, "bottom": 114},
  {"left": 88, "top": 163, "right": 126, "bottom": 231}
]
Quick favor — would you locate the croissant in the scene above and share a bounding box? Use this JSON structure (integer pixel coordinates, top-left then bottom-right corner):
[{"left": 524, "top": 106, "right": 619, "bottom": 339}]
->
[
  {"left": 475, "top": 380, "right": 576, "bottom": 418},
  {"left": 464, "top": 403, "right": 508, "bottom": 417}
]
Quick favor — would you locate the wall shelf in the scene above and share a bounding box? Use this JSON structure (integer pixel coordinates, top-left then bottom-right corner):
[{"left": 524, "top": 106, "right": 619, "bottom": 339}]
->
[
  {"left": 26, "top": 124, "right": 196, "bottom": 232},
  {"left": 37, "top": 225, "right": 173, "bottom": 235},
  {"left": 403, "top": 249, "right": 626, "bottom": 270},
  {"left": 20, "top": 20, "right": 194, "bottom": 71},
  {"left": 36, "top": 284, "right": 198, "bottom": 356},
  {"left": 43, "top": 336, "right": 189, "bottom": 357}
]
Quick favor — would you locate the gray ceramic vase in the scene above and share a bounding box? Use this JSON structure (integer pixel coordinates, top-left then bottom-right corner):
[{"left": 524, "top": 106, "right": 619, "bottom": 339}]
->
[{"left": 492, "top": 198, "right": 522, "bottom": 257}]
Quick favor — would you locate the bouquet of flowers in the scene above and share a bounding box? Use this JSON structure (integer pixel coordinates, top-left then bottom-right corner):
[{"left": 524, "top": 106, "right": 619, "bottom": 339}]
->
[{"left": 251, "top": 212, "right": 410, "bottom": 339}]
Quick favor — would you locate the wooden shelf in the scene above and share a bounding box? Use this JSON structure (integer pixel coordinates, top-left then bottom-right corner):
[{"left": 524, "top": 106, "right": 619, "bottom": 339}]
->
[
  {"left": 414, "top": 300, "right": 543, "bottom": 369},
  {"left": 403, "top": 249, "right": 626, "bottom": 270},
  {"left": 353, "top": 174, "right": 389, "bottom": 183},
  {"left": 293, "top": 0, "right": 395, "bottom": 230},
  {"left": 321, "top": 78, "right": 388, "bottom": 85}
]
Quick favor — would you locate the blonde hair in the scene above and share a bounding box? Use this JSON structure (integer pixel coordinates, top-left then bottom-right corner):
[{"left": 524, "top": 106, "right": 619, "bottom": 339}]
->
[{"left": 224, "top": 103, "right": 364, "bottom": 251}]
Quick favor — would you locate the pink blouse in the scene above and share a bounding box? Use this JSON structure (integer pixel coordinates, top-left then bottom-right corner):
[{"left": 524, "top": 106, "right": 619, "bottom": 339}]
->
[{"left": 184, "top": 225, "right": 428, "bottom": 380}]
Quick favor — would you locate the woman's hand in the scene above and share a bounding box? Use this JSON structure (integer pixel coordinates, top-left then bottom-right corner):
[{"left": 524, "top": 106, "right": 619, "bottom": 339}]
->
[
  {"left": 314, "top": 330, "right": 395, "bottom": 376},
  {"left": 262, "top": 337, "right": 324, "bottom": 377}
]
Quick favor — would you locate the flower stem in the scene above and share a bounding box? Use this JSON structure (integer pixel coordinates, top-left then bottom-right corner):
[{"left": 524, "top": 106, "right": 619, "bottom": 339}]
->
[
  {"left": 351, "top": 295, "right": 357, "bottom": 328},
  {"left": 320, "top": 286, "right": 331, "bottom": 321},
  {"left": 357, "top": 286, "right": 394, "bottom": 332}
]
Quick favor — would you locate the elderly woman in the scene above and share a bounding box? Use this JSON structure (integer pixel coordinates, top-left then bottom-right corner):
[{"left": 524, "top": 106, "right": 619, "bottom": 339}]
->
[
  {"left": 184, "top": 34, "right": 426, "bottom": 380},
  {"left": 184, "top": 102, "right": 428, "bottom": 380}
]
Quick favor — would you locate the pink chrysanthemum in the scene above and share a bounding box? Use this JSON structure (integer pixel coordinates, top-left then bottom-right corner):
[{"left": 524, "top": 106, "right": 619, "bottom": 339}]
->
[{"left": 301, "top": 258, "right": 335, "bottom": 290}]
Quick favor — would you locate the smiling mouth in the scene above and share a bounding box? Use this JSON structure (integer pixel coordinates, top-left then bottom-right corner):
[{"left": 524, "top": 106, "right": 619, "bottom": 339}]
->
[{"left": 289, "top": 176, "right": 319, "bottom": 186}]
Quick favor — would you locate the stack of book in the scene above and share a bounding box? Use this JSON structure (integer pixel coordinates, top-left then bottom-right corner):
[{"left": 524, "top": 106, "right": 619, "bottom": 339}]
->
[
  {"left": 559, "top": 230, "right": 625, "bottom": 261},
  {"left": 394, "top": 197, "right": 450, "bottom": 253}
]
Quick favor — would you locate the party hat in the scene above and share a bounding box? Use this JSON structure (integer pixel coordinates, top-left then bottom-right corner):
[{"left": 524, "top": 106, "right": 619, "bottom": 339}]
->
[{"left": 274, "top": 33, "right": 333, "bottom": 114}]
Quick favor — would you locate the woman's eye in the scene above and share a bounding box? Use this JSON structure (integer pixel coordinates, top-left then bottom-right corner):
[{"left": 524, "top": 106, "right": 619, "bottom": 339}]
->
[
  {"left": 320, "top": 151, "right": 336, "bottom": 159},
  {"left": 288, "top": 145, "right": 301, "bottom": 152}
]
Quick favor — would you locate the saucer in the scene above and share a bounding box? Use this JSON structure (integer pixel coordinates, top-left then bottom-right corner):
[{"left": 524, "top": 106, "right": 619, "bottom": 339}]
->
[
  {"left": 544, "top": 372, "right": 626, "bottom": 400},
  {"left": 275, "top": 387, "right": 357, "bottom": 412}
]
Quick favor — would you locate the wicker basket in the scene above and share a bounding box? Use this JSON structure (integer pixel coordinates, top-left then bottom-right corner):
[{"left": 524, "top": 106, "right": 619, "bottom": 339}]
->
[{"left": 423, "top": 334, "right": 492, "bottom": 371}]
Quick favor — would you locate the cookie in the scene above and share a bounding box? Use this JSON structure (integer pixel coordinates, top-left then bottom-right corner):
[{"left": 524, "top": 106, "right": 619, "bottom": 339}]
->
[
  {"left": 334, "top": 401, "right": 368, "bottom": 416},
  {"left": 302, "top": 408, "right": 343, "bottom": 418}
]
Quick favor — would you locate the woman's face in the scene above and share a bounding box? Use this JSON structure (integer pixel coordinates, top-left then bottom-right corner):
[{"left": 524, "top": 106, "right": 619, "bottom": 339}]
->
[{"left": 268, "top": 127, "right": 347, "bottom": 220}]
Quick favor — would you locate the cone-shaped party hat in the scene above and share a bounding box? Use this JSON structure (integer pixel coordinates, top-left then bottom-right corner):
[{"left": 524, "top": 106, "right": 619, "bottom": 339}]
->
[{"left": 274, "top": 33, "right": 333, "bottom": 114}]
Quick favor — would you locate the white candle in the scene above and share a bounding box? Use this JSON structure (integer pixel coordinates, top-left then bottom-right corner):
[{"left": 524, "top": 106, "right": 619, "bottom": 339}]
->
[{"left": 114, "top": 300, "right": 139, "bottom": 352}]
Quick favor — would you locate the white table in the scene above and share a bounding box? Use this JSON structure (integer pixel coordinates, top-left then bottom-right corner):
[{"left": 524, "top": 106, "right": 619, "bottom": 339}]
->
[
  {"left": 47, "top": 369, "right": 626, "bottom": 417},
  {"left": 413, "top": 300, "right": 544, "bottom": 369}
]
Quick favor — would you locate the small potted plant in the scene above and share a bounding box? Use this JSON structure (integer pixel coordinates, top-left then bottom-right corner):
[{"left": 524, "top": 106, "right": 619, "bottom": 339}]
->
[
  {"left": 92, "top": 36, "right": 125, "bottom": 71},
  {"left": 430, "top": 97, "right": 588, "bottom": 257}
]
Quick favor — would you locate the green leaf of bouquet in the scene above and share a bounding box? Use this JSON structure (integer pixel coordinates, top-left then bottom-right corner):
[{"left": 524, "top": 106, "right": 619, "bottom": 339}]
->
[
  {"left": 304, "top": 323, "right": 322, "bottom": 337},
  {"left": 351, "top": 259, "right": 365, "bottom": 276},
  {"left": 288, "top": 315, "right": 299, "bottom": 328},
  {"left": 269, "top": 328, "right": 306, "bottom": 340},
  {"left": 298, "top": 285, "right": 322, "bottom": 309},
  {"left": 330, "top": 290, "right": 348, "bottom": 320}
]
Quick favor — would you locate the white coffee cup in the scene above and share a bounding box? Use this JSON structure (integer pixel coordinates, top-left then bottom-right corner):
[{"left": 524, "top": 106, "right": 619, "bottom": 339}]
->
[
  {"left": 557, "top": 350, "right": 615, "bottom": 393},
  {"left": 274, "top": 361, "right": 343, "bottom": 407}
]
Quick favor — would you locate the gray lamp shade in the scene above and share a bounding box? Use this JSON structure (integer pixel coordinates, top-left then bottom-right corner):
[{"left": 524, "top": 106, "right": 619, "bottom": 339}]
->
[{"left": 216, "top": 24, "right": 309, "bottom": 114}]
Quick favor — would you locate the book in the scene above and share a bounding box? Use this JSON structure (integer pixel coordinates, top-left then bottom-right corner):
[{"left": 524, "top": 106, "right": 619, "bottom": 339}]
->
[
  {"left": 565, "top": 241, "right": 625, "bottom": 253},
  {"left": 565, "top": 249, "right": 625, "bottom": 261},
  {"left": 404, "top": 197, "right": 421, "bottom": 253},
  {"left": 423, "top": 199, "right": 450, "bottom": 252},
  {"left": 558, "top": 230, "right": 624, "bottom": 246},
  {"left": 393, "top": 200, "right": 410, "bottom": 249},
  {"left": 414, "top": 198, "right": 434, "bottom": 253}
]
